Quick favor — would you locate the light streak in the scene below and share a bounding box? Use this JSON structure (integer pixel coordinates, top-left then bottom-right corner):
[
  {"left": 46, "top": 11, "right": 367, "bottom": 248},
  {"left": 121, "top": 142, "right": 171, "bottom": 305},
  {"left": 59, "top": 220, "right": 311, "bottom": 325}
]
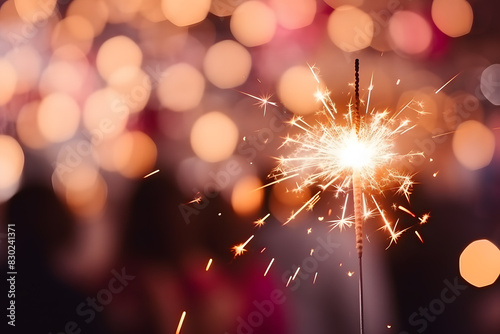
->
[
  {"left": 232, "top": 235, "right": 254, "bottom": 257},
  {"left": 435, "top": 72, "right": 460, "bottom": 94},
  {"left": 254, "top": 213, "right": 271, "bottom": 227},
  {"left": 292, "top": 267, "right": 301, "bottom": 280},
  {"left": 313, "top": 272, "right": 318, "bottom": 284},
  {"left": 176, "top": 311, "right": 186, "bottom": 334},
  {"left": 264, "top": 258, "right": 275, "bottom": 276},
  {"left": 206, "top": 258, "right": 213, "bottom": 271},
  {"left": 143, "top": 169, "right": 159, "bottom": 178},
  {"left": 415, "top": 230, "right": 424, "bottom": 243}
]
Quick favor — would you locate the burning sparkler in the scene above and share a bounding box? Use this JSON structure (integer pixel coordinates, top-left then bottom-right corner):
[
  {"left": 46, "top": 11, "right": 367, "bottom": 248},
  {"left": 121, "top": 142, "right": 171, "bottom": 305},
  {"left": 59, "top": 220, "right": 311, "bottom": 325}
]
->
[{"left": 266, "top": 59, "right": 427, "bottom": 333}]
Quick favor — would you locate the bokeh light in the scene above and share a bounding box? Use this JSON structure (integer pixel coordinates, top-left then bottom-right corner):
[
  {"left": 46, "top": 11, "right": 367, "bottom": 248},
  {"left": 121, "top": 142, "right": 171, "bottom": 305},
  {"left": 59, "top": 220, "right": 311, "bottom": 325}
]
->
[
  {"left": 38, "top": 60, "right": 86, "bottom": 98},
  {"left": 16, "top": 101, "right": 48, "bottom": 149},
  {"left": 161, "top": 0, "right": 211, "bottom": 27},
  {"left": 481, "top": 64, "right": 500, "bottom": 106},
  {"left": 83, "top": 87, "right": 129, "bottom": 139},
  {"left": 112, "top": 131, "right": 158, "bottom": 179},
  {"left": 431, "top": 0, "right": 473, "bottom": 38},
  {"left": 190, "top": 111, "right": 239, "bottom": 163},
  {"left": 38, "top": 93, "right": 80, "bottom": 143},
  {"left": 96, "top": 35, "right": 143, "bottom": 81},
  {"left": 0, "top": 58, "right": 17, "bottom": 105},
  {"left": 107, "top": 66, "right": 152, "bottom": 114},
  {"left": 277, "top": 65, "right": 323, "bottom": 115},
  {"left": 460, "top": 239, "right": 500, "bottom": 288},
  {"left": 5, "top": 45, "right": 42, "bottom": 94},
  {"left": 389, "top": 11, "right": 432, "bottom": 55},
  {"left": 0, "top": 135, "right": 24, "bottom": 191},
  {"left": 51, "top": 15, "right": 95, "bottom": 54},
  {"left": 157, "top": 63, "right": 205, "bottom": 112},
  {"left": 230, "top": 1, "right": 277, "bottom": 47},
  {"left": 452, "top": 120, "right": 495, "bottom": 171},
  {"left": 52, "top": 161, "right": 107, "bottom": 217},
  {"left": 327, "top": 5, "right": 373, "bottom": 53},
  {"left": 269, "top": 0, "right": 316, "bottom": 30},
  {"left": 203, "top": 40, "right": 252, "bottom": 89},
  {"left": 14, "top": 0, "right": 57, "bottom": 23},
  {"left": 67, "top": 0, "right": 109, "bottom": 36},
  {"left": 231, "top": 175, "right": 264, "bottom": 216}
]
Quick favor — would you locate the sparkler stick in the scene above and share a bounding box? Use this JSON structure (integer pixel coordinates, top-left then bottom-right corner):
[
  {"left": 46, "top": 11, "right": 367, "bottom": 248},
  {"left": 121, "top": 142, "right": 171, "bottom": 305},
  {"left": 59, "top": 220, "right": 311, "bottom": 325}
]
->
[{"left": 353, "top": 58, "right": 365, "bottom": 334}]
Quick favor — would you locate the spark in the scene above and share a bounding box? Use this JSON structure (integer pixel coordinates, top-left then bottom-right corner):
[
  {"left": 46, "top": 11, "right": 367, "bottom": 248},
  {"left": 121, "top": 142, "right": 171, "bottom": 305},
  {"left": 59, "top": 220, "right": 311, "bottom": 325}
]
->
[
  {"left": 232, "top": 235, "right": 254, "bottom": 257},
  {"left": 292, "top": 267, "right": 301, "bottom": 280},
  {"left": 266, "top": 73, "right": 425, "bottom": 245},
  {"left": 206, "top": 258, "right": 213, "bottom": 271},
  {"left": 415, "top": 230, "right": 424, "bottom": 243},
  {"left": 254, "top": 213, "right": 271, "bottom": 227},
  {"left": 433, "top": 171, "right": 439, "bottom": 178},
  {"left": 419, "top": 213, "right": 430, "bottom": 224},
  {"left": 435, "top": 72, "right": 460, "bottom": 94},
  {"left": 260, "top": 247, "right": 266, "bottom": 253},
  {"left": 398, "top": 205, "right": 416, "bottom": 217},
  {"left": 176, "top": 311, "right": 186, "bottom": 334},
  {"left": 238, "top": 90, "right": 278, "bottom": 116},
  {"left": 432, "top": 130, "right": 456, "bottom": 138},
  {"left": 329, "top": 194, "right": 354, "bottom": 231},
  {"left": 186, "top": 193, "right": 202, "bottom": 204},
  {"left": 286, "top": 275, "right": 292, "bottom": 287},
  {"left": 313, "top": 272, "right": 318, "bottom": 284},
  {"left": 264, "top": 258, "right": 275, "bottom": 276},
  {"left": 348, "top": 271, "right": 355, "bottom": 277},
  {"left": 310, "top": 248, "right": 314, "bottom": 256},
  {"left": 387, "top": 324, "right": 392, "bottom": 329},
  {"left": 143, "top": 169, "right": 159, "bottom": 178},
  {"left": 307, "top": 228, "right": 313, "bottom": 234},
  {"left": 396, "top": 79, "right": 400, "bottom": 85}
]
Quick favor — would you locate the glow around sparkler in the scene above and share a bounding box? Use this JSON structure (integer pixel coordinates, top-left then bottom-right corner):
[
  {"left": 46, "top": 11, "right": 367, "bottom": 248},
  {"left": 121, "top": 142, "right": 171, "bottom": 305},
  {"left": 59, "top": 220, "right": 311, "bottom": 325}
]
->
[{"left": 268, "top": 67, "right": 427, "bottom": 245}]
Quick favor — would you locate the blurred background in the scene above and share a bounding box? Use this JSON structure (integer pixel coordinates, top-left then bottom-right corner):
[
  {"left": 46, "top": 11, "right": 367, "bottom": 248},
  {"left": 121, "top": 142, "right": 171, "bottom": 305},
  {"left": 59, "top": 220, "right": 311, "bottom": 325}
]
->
[{"left": 0, "top": 0, "right": 500, "bottom": 333}]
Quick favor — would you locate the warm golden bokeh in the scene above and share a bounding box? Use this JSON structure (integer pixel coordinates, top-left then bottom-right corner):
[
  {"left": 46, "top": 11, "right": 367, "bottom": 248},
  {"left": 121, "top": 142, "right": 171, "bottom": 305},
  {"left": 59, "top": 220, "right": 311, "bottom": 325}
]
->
[
  {"left": 269, "top": 0, "right": 316, "bottom": 30},
  {"left": 107, "top": 66, "right": 152, "bottom": 114},
  {"left": 0, "top": 58, "right": 17, "bottom": 105},
  {"left": 161, "top": 0, "right": 211, "bottom": 27},
  {"left": 460, "top": 239, "right": 500, "bottom": 288},
  {"left": 277, "top": 65, "right": 323, "bottom": 115},
  {"left": 452, "top": 120, "right": 495, "bottom": 170},
  {"left": 203, "top": 40, "right": 252, "bottom": 89},
  {"left": 16, "top": 101, "right": 48, "bottom": 149},
  {"left": 431, "top": 0, "right": 473, "bottom": 38},
  {"left": 231, "top": 175, "right": 264, "bottom": 216},
  {"left": 327, "top": 5, "right": 373, "bottom": 52},
  {"left": 38, "top": 93, "right": 80, "bottom": 143},
  {"left": 38, "top": 60, "right": 85, "bottom": 98},
  {"left": 157, "top": 63, "right": 205, "bottom": 112},
  {"left": 112, "top": 131, "right": 158, "bottom": 178},
  {"left": 0, "top": 135, "right": 25, "bottom": 190},
  {"left": 5, "top": 45, "right": 42, "bottom": 94},
  {"left": 14, "top": 0, "right": 57, "bottom": 23},
  {"left": 52, "top": 161, "right": 107, "bottom": 217},
  {"left": 190, "top": 111, "right": 239, "bottom": 163},
  {"left": 230, "top": 1, "right": 277, "bottom": 47},
  {"left": 67, "top": 0, "right": 109, "bottom": 36},
  {"left": 51, "top": 15, "right": 95, "bottom": 54},
  {"left": 96, "top": 35, "right": 143, "bottom": 81},
  {"left": 83, "top": 88, "right": 130, "bottom": 139},
  {"left": 389, "top": 11, "right": 432, "bottom": 55}
]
